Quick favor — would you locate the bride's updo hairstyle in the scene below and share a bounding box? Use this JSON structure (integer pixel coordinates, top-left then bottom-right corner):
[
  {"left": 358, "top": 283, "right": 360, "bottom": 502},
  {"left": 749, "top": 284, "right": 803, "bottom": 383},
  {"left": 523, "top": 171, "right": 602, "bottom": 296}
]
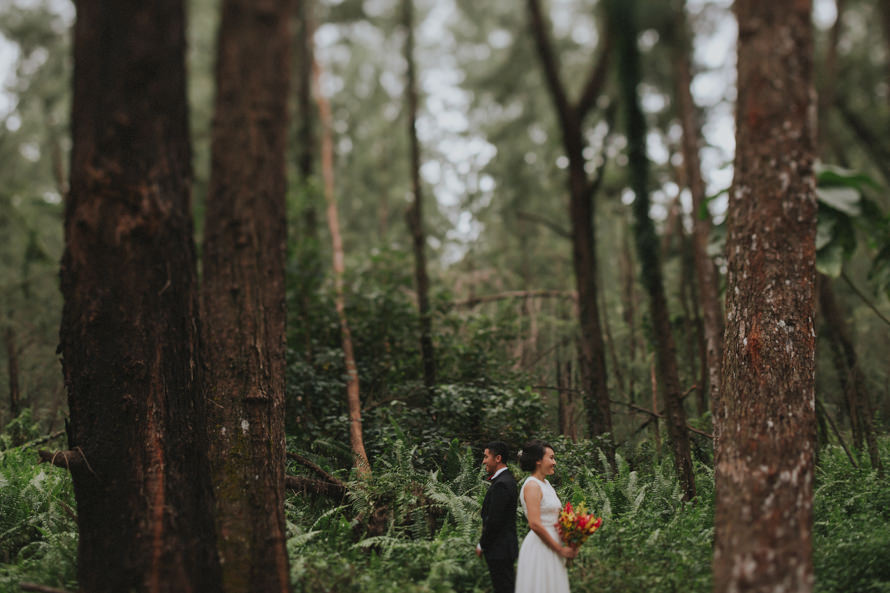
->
[{"left": 518, "top": 439, "right": 552, "bottom": 472}]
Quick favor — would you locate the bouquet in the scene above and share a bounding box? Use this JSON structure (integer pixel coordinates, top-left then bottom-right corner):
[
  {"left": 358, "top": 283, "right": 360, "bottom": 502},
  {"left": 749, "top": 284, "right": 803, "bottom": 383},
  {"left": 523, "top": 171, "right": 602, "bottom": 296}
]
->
[{"left": 557, "top": 501, "right": 603, "bottom": 549}]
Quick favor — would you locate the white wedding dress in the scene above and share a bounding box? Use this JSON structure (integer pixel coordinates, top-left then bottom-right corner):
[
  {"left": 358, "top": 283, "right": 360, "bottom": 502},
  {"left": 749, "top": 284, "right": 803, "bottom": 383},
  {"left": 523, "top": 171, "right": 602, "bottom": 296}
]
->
[{"left": 515, "top": 476, "right": 570, "bottom": 593}]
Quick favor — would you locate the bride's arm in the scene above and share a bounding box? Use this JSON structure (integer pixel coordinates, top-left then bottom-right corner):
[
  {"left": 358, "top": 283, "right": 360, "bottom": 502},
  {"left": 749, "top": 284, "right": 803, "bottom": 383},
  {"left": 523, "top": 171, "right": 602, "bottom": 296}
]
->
[{"left": 522, "top": 482, "right": 577, "bottom": 559}]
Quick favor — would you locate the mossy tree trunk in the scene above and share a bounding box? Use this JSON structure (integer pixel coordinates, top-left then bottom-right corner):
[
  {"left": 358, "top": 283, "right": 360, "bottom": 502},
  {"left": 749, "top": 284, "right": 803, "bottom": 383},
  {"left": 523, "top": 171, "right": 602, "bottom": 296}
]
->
[
  {"left": 610, "top": 0, "right": 696, "bottom": 502},
  {"left": 669, "top": 0, "right": 724, "bottom": 420},
  {"left": 713, "top": 1, "right": 818, "bottom": 591},
  {"left": 60, "top": 1, "right": 221, "bottom": 590},
  {"left": 403, "top": 0, "right": 437, "bottom": 391},
  {"left": 200, "top": 1, "right": 293, "bottom": 591}
]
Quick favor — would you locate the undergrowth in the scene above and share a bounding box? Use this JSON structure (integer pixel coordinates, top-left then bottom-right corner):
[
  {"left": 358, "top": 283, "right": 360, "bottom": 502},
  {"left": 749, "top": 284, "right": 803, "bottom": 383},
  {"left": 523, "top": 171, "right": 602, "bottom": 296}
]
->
[{"left": 1, "top": 436, "right": 888, "bottom": 592}]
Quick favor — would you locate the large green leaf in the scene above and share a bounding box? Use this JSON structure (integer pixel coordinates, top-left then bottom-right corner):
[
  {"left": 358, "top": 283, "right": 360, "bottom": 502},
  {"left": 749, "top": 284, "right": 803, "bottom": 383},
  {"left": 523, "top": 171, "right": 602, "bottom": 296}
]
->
[{"left": 815, "top": 186, "right": 862, "bottom": 216}]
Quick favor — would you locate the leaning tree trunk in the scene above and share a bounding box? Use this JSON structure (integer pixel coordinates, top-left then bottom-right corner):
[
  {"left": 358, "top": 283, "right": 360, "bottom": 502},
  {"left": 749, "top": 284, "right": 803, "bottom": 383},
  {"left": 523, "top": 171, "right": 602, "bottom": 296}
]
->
[
  {"left": 58, "top": 1, "right": 221, "bottom": 591},
  {"left": 713, "top": 1, "right": 818, "bottom": 591},
  {"left": 527, "top": 0, "right": 614, "bottom": 456},
  {"left": 818, "top": 275, "right": 883, "bottom": 473},
  {"left": 5, "top": 325, "right": 21, "bottom": 419},
  {"left": 403, "top": 0, "right": 436, "bottom": 390},
  {"left": 670, "top": 0, "right": 723, "bottom": 419},
  {"left": 611, "top": 0, "right": 695, "bottom": 502},
  {"left": 313, "top": 56, "right": 371, "bottom": 477},
  {"left": 200, "top": 1, "right": 293, "bottom": 592}
]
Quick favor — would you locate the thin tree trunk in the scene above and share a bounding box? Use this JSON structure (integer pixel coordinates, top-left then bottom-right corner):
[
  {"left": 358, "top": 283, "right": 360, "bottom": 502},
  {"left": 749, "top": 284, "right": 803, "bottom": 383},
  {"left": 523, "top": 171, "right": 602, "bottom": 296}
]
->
[
  {"left": 818, "top": 275, "right": 883, "bottom": 473},
  {"left": 296, "top": 0, "right": 318, "bottom": 242},
  {"left": 670, "top": 0, "right": 723, "bottom": 420},
  {"left": 200, "top": 1, "right": 293, "bottom": 591},
  {"left": 5, "top": 325, "right": 21, "bottom": 419},
  {"left": 60, "top": 1, "right": 221, "bottom": 590},
  {"left": 620, "top": 225, "right": 639, "bottom": 404},
  {"left": 527, "top": 0, "right": 614, "bottom": 458},
  {"left": 313, "top": 57, "right": 370, "bottom": 477},
  {"left": 611, "top": 0, "right": 695, "bottom": 501},
  {"left": 881, "top": 1, "right": 890, "bottom": 107},
  {"left": 713, "top": 1, "right": 818, "bottom": 591},
  {"left": 403, "top": 0, "right": 436, "bottom": 390}
]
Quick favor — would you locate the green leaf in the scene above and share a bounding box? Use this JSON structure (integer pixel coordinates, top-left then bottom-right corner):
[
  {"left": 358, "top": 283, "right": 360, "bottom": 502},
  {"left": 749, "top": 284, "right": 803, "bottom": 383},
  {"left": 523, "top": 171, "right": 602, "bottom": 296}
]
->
[
  {"left": 815, "top": 162, "right": 881, "bottom": 190},
  {"left": 816, "top": 187, "right": 862, "bottom": 216}
]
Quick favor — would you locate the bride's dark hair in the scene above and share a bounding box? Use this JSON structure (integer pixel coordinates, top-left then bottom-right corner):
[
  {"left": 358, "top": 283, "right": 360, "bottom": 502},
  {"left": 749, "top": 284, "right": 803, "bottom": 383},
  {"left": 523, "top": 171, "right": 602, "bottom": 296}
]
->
[{"left": 518, "top": 439, "right": 552, "bottom": 472}]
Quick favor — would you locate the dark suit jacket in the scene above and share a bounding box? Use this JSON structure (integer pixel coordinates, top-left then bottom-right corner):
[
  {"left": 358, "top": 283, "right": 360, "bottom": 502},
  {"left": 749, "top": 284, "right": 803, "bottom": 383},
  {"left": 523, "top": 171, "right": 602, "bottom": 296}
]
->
[{"left": 480, "top": 468, "right": 519, "bottom": 560}]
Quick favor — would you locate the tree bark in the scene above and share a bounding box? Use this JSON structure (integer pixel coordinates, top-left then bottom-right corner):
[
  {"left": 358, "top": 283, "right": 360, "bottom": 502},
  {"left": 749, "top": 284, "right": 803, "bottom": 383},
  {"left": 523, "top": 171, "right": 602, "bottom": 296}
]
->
[
  {"left": 5, "top": 325, "right": 21, "bottom": 419},
  {"left": 296, "top": 0, "right": 318, "bottom": 242},
  {"left": 611, "top": 0, "right": 696, "bottom": 501},
  {"left": 713, "top": 1, "right": 818, "bottom": 591},
  {"left": 403, "top": 0, "right": 436, "bottom": 390},
  {"left": 526, "top": 0, "right": 614, "bottom": 457},
  {"left": 200, "top": 1, "right": 293, "bottom": 592},
  {"left": 670, "top": 0, "right": 723, "bottom": 419},
  {"left": 60, "top": 1, "right": 221, "bottom": 590},
  {"left": 313, "top": 56, "right": 371, "bottom": 477},
  {"left": 818, "top": 275, "right": 883, "bottom": 473}
]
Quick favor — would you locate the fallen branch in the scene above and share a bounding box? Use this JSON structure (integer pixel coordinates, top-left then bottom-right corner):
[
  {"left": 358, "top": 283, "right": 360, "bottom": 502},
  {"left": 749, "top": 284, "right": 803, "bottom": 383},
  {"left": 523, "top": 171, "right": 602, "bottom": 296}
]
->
[
  {"left": 451, "top": 290, "right": 577, "bottom": 309},
  {"left": 285, "top": 475, "right": 347, "bottom": 499},
  {"left": 286, "top": 452, "right": 347, "bottom": 489},
  {"left": 20, "top": 430, "right": 66, "bottom": 450},
  {"left": 621, "top": 401, "right": 713, "bottom": 440},
  {"left": 19, "top": 583, "right": 75, "bottom": 593}
]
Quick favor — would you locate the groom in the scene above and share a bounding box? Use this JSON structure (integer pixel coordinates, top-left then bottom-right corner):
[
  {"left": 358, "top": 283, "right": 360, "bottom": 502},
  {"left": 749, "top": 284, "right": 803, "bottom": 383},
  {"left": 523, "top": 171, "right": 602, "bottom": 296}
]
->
[{"left": 476, "top": 441, "right": 518, "bottom": 593}]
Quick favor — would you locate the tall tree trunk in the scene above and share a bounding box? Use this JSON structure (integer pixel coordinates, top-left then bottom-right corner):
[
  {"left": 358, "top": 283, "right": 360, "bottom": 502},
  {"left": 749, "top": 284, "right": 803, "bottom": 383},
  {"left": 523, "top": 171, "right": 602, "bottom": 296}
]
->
[
  {"left": 313, "top": 57, "right": 371, "bottom": 477},
  {"left": 5, "top": 325, "right": 21, "bottom": 419},
  {"left": 620, "top": 224, "right": 639, "bottom": 404},
  {"left": 881, "top": 1, "right": 890, "bottom": 106},
  {"left": 670, "top": 0, "right": 723, "bottom": 419},
  {"left": 296, "top": 0, "right": 318, "bottom": 242},
  {"left": 527, "top": 0, "right": 614, "bottom": 457},
  {"left": 60, "top": 2, "right": 221, "bottom": 590},
  {"left": 611, "top": 0, "right": 696, "bottom": 501},
  {"left": 713, "top": 1, "right": 818, "bottom": 591},
  {"left": 201, "top": 1, "right": 293, "bottom": 591},
  {"left": 403, "top": 0, "right": 436, "bottom": 390},
  {"left": 818, "top": 275, "right": 883, "bottom": 473}
]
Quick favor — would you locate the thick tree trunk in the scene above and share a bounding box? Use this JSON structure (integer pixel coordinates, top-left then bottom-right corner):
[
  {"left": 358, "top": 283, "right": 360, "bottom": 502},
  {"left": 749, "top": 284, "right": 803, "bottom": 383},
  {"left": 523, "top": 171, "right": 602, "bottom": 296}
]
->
[
  {"left": 670, "top": 0, "right": 723, "bottom": 419},
  {"left": 713, "top": 1, "right": 817, "bottom": 591},
  {"left": 818, "top": 275, "right": 883, "bottom": 473},
  {"left": 5, "top": 325, "right": 21, "bottom": 419},
  {"left": 200, "top": 1, "right": 293, "bottom": 592},
  {"left": 526, "top": 0, "right": 614, "bottom": 456},
  {"left": 60, "top": 2, "right": 220, "bottom": 591},
  {"left": 313, "top": 57, "right": 371, "bottom": 477},
  {"left": 403, "top": 0, "right": 436, "bottom": 390},
  {"left": 611, "top": 0, "right": 695, "bottom": 501}
]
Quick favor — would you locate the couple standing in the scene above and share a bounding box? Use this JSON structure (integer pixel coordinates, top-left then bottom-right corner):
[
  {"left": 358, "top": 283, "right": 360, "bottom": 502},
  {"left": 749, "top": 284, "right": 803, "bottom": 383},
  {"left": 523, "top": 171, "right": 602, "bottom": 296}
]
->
[{"left": 477, "top": 440, "right": 577, "bottom": 593}]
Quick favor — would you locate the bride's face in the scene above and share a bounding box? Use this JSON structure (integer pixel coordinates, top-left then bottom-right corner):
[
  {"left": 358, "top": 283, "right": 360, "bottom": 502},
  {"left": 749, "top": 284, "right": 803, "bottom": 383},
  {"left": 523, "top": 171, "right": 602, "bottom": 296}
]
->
[{"left": 537, "top": 447, "right": 556, "bottom": 475}]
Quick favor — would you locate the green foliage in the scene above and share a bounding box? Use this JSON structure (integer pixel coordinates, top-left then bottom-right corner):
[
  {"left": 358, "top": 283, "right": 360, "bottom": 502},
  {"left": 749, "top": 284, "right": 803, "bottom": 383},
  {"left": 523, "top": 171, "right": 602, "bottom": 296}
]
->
[
  {"left": 0, "top": 446, "right": 77, "bottom": 591},
  {"left": 813, "top": 443, "right": 890, "bottom": 593},
  {"left": 286, "top": 246, "right": 544, "bottom": 465}
]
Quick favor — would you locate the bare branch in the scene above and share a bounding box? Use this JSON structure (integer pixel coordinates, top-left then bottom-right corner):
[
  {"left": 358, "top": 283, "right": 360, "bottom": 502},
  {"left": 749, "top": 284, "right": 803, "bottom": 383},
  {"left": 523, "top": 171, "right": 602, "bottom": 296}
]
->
[
  {"left": 452, "top": 290, "right": 577, "bottom": 309},
  {"left": 527, "top": 0, "right": 573, "bottom": 129},
  {"left": 516, "top": 210, "right": 570, "bottom": 238},
  {"left": 576, "top": 32, "right": 613, "bottom": 120}
]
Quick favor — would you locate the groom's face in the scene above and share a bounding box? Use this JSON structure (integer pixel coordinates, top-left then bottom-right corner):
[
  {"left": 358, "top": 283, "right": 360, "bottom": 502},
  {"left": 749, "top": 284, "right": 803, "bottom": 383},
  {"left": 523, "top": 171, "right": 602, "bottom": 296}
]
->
[{"left": 482, "top": 448, "right": 501, "bottom": 475}]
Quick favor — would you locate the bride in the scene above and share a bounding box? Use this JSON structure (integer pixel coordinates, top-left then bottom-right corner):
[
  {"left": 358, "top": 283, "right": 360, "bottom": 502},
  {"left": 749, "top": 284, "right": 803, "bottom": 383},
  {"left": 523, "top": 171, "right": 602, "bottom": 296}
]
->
[{"left": 515, "top": 440, "right": 576, "bottom": 593}]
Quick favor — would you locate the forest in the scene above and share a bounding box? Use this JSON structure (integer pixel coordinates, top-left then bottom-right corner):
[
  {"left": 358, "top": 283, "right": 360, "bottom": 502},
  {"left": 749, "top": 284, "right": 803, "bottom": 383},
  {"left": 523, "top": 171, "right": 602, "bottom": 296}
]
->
[{"left": 1, "top": 0, "right": 889, "bottom": 592}]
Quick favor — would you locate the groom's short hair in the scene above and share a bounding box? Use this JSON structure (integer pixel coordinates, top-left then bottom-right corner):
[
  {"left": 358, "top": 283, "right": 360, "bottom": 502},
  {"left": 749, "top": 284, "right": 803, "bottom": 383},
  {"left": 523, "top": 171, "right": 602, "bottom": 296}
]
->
[{"left": 485, "top": 441, "right": 510, "bottom": 464}]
